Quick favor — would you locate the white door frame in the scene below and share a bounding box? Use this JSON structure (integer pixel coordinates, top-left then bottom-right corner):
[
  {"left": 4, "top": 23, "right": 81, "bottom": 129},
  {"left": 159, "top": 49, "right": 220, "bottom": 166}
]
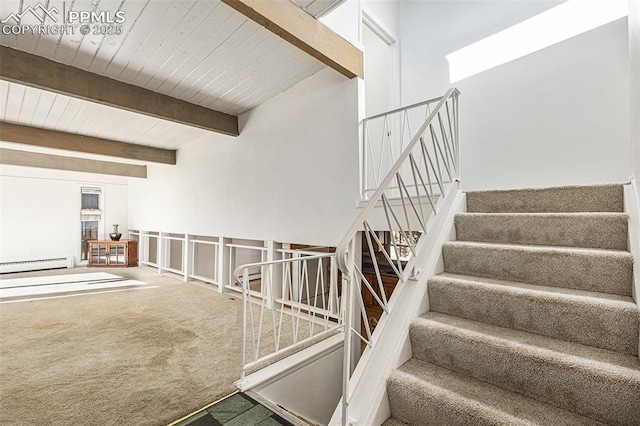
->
[{"left": 361, "top": 9, "right": 401, "bottom": 113}]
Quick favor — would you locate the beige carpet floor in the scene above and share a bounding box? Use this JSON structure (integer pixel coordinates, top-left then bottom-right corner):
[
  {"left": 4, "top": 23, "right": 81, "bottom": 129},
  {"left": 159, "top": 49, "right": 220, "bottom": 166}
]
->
[{"left": 0, "top": 266, "right": 244, "bottom": 426}]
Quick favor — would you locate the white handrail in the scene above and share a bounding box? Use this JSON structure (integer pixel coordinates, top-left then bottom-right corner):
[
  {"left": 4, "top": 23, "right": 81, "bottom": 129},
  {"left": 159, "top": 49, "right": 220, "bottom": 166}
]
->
[
  {"left": 361, "top": 92, "right": 455, "bottom": 198},
  {"left": 233, "top": 253, "right": 338, "bottom": 280},
  {"left": 227, "top": 243, "right": 268, "bottom": 251},
  {"left": 337, "top": 88, "right": 459, "bottom": 274},
  {"left": 190, "top": 239, "right": 219, "bottom": 245},
  {"left": 161, "top": 235, "right": 185, "bottom": 241},
  {"left": 229, "top": 88, "right": 460, "bottom": 423},
  {"left": 336, "top": 87, "right": 460, "bottom": 425},
  {"left": 363, "top": 94, "right": 444, "bottom": 121},
  {"left": 234, "top": 252, "right": 343, "bottom": 380}
]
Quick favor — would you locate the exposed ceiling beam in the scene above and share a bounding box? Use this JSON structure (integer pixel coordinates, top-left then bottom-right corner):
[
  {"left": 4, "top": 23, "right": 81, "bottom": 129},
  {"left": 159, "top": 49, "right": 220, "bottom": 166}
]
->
[
  {"left": 0, "top": 46, "right": 239, "bottom": 136},
  {"left": 0, "top": 122, "right": 176, "bottom": 165},
  {"left": 0, "top": 148, "right": 147, "bottom": 178},
  {"left": 221, "top": 0, "right": 364, "bottom": 79}
]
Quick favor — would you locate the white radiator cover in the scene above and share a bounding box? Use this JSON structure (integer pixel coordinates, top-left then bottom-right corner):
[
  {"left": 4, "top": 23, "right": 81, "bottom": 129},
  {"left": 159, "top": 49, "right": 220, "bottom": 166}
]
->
[{"left": 0, "top": 257, "right": 75, "bottom": 274}]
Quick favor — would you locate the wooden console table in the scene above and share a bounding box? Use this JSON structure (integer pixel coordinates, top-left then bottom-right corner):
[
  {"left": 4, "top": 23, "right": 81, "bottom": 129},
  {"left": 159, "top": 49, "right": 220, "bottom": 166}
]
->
[{"left": 88, "top": 240, "right": 138, "bottom": 267}]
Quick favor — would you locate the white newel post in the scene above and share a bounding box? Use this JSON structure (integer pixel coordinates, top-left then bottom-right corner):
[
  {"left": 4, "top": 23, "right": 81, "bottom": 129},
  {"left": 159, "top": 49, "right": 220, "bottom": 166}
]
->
[
  {"left": 138, "top": 231, "right": 144, "bottom": 266},
  {"left": 264, "top": 240, "right": 283, "bottom": 310},
  {"left": 219, "top": 237, "right": 231, "bottom": 293},
  {"left": 183, "top": 233, "right": 191, "bottom": 282},
  {"left": 157, "top": 232, "right": 164, "bottom": 274}
]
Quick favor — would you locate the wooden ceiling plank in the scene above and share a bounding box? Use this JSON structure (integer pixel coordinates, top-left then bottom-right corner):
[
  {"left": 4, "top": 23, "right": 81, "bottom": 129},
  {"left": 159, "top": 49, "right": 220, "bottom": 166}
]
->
[
  {"left": 117, "top": 1, "right": 195, "bottom": 84},
  {"left": 0, "top": 148, "right": 147, "bottom": 178},
  {"left": 151, "top": 6, "right": 242, "bottom": 94},
  {"left": 220, "top": 0, "right": 363, "bottom": 79},
  {"left": 171, "top": 21, "right": 262, "bottom": 100},
  {"left": 0, "top": 46, "right": 239, "bottom": 136},
  {"left": 130, "top": 1, "right": 218, "bottom": 88},
  {"left": 189, "top": 27, "right": 274, "bottom": 104},
  {"left": 28, "top": 91, "right": 57, "bottom": 127},
  {"left": 209, "top": 41, "right": 309, "bottom": 112},
  {"left": 88, "top": 0, "right": 152, "bottom": 75},
  {"left": 0, "top": 121, "right": 176, "bottom": 165}
]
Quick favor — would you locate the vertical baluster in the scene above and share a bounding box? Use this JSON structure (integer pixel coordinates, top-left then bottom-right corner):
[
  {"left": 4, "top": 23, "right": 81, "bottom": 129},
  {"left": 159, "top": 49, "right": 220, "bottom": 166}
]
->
[
  {"left": 396, "top": 173, "right": 414, "bottom": 247},
  {"left": 329, "top": 256, "right": 338, "bottom": 316},
  {"left": 382, "top": 193, "right": 417, "bottom": 259},
  {"left": 381, "top": 195, "right": 405, "bottom": 275},
  {"left": 365, "top": 122, "right": 378, "bottom": 194},
  {"left": 364, "top": 221, "right": 403, "bottom": 280},
  {"left": 397, "top": 172, "right": 427, "bottom": 234},
  {"left": 424, "top": 143, "right": 444, "bottom": 201},
  {"left": 362, "top": 119, "right": 368, "bottom": 198},
  {"left": 241, "top": 268, "right": 248, "bottom": 380},
  {"left": 269, "top": 264, "right": 278, "bottom": 353},
  {"left": 364, "top": 226, "right": 387, "bottom": 308},
  {"left": 445, "top": 100, "right": 457, "bottom": 173},
  {"left": 408, "top": 153, "right": 430, "bottom": 221}
]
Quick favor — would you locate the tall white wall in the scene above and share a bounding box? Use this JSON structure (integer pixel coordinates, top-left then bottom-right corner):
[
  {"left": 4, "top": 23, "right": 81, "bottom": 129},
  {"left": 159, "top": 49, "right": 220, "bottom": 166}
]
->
[
  {"left": 631, "top": 0, "right": 640, "bottom": 181},
  {"left": 0, "top": 165, "right": 128, "bottom": 263},
  {"left": 128, "top": 68, "right": 360, "bottom": 247},
  {"left": 400, "top": 1, "right": 631, "bottom": 191},
  {"left": 321, "top": 0, "right": 361, "bottom": 46},
  {"left": 321, "top": 0, "right": 400, "bottom": 47},
  {"left": 362, "top": 0, "right": 400, "bottom": 37}
]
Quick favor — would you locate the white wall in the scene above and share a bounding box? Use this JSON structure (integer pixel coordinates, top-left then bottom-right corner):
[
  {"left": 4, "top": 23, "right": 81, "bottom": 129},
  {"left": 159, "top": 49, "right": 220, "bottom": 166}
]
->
[
  {"left": 400, "top": 1, "right": 631, "bottom": 191},
  {"left": 0, "top": 165, "right": 128, "bottom": 263},
  {"left": 128, "top": 68, "right": 360, "bottom": 247},
  {"left": 256, "top": 344, "right": 344, "bottom": 426},
  {"left": 362, "top": 0, "right": 399, "bottom": 37},
  {"left": 321, "top": 0, "right": 400, "bottom": 47},
  {"left": 321, "top": 0, "right": 361, "bottom": 46},
  {"left": 631, "top": 0, "right": 640, "bottom": 181}
]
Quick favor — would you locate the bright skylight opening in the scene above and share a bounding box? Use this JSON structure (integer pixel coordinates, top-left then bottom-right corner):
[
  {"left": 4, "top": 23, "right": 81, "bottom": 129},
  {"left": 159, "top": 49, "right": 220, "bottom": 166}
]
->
[{"left": 446, "top": 0, "right": 629, "bottom": 83}]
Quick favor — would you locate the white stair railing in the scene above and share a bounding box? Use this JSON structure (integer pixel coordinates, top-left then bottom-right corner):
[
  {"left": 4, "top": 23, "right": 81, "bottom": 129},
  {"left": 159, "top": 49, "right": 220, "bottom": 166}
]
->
[
  {"left": 362, "top": 95, "right": 454, "bottom": 200},
  {"left": 229, "top": 88, "right": 460, "bottom": 420},
  {"left": 234, "top": 251, "right": 343, "bottom": 381},
  {"left": 337, "top": 88, "right": 460, "bottom": 424}
]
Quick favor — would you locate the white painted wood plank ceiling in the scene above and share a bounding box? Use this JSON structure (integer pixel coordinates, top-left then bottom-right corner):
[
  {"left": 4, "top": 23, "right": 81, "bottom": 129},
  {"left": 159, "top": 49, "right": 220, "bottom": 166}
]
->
[
  {"left": 292, "top": 0, "right": 346, "bottom": 18},
  {"left": 0, "top": 80, "right": 209, "bottom": 149},
  {"left": 0, "top": 0, "right": 327, "bottom": 150}
]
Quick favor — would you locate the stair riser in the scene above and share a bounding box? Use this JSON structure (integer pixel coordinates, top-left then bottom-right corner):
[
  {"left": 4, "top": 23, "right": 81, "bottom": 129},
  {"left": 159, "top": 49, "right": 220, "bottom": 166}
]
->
[
  {"left": 455, "top": 214, "right": 628, "bottom": 249},
  {"left": 428, "top": 278, "right": 639, "bottom": 355},
  {"left": 466, "top": 184, "right": 624, "bottom": 213},
  {"left": 410, "top": 323, "right": 640, "bottom": 425},
  {"left": 442, "top": 244, "right": 633, "bottom": 296},
  {"left": 387, "top": 374, "right": 511, "bottom": 426}
]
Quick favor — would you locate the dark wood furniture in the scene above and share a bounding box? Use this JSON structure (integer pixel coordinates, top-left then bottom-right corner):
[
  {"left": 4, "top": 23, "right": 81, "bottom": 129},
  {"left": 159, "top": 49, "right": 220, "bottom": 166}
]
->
[{"left": 88, "top": 240, "right": 138, "bottom": 267}]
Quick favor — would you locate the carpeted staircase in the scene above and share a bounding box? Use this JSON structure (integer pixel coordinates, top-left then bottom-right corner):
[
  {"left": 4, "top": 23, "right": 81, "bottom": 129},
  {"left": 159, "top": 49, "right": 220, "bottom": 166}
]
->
[{"left": 385, "top": 183, "right": 640, "bottom": 425}]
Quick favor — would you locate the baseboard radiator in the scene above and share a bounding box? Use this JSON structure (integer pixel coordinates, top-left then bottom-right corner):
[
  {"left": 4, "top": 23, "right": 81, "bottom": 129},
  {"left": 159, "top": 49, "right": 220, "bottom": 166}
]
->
[{"left": 0, "top": 257, "right": 75, "bottom": 274}]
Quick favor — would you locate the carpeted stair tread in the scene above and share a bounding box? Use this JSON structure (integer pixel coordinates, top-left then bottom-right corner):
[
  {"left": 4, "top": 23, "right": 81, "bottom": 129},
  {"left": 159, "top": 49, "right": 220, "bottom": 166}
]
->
[
  {"left": 410, "top": 312, "right": 640, "bottom": 425},
  {"left": 387, "top": 358, "right": 606, "bottom": 426},
  {"left": 455, "top": 212, "right": 628, "bottom": 249},
  {"left": 442, "top": 241, "right": 633, "bottom": 296},
  {"left": 466, "top": 183, "right": 624, "bottom": 213},
  {"left": 428, "top": 273, "right": 639, "bottom": 355}
]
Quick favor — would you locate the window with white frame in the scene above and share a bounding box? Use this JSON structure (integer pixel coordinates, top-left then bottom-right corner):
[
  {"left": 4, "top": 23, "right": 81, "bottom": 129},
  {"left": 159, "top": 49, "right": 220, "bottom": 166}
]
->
[{"left": 80, "top": 186, "right": 103, "bottom": 261}]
